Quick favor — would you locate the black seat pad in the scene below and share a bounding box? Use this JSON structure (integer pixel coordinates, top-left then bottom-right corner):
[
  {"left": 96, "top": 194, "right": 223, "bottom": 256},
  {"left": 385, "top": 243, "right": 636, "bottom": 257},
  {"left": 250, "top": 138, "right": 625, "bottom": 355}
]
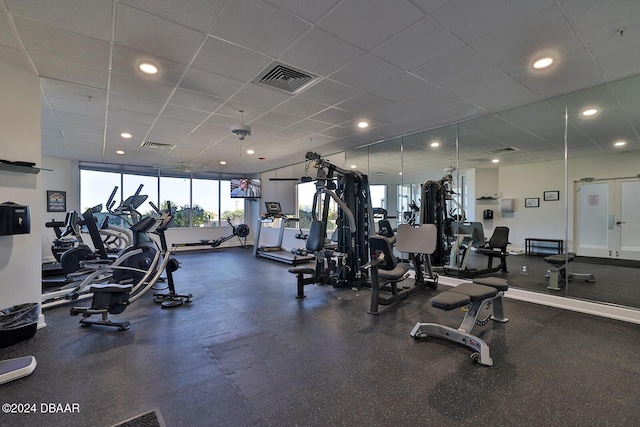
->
[
  {"left": 431, "top": 291, "right": 471, "bottom": 310},
  {"left": 378, "top": 263, "right": 410, "bottom": 281},
  {"left": 472, "top": 277, "right": 509, "bottom": 292},
  {"left": 450, "top": 282, "right": 497, "bottom": 302}
]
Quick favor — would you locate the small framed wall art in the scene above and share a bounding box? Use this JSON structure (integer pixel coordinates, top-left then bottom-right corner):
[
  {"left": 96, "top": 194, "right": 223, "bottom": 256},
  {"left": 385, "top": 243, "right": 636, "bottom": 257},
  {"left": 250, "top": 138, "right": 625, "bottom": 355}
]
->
[
  {"left": 525, "top": 197, "right": 540, "bottom": 208},
  {"left": 543, "top": 190, "right": 560, "bottom": 201},
  {"left": 47, "top": 190, "right": 67, "bottom": 212}
]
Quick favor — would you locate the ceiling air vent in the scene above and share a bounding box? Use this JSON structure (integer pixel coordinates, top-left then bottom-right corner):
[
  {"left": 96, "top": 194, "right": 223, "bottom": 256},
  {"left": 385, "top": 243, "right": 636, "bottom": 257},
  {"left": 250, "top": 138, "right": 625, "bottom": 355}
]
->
[
  {"left": 254, "top": 62, "right": 318, "bottom": 94},
  {"left": 486, "top": 147, "right": 519, "bottom": 155},
  {"left": 141, "top": 141, "right": 175, "bottom": 150}
]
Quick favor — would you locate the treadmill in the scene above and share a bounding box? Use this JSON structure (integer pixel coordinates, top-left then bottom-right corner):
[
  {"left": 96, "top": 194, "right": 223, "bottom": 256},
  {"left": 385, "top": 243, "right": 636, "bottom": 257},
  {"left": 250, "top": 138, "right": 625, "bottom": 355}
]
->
[{"left": 253, "top": 202, "right": 315, "bottom": 266}]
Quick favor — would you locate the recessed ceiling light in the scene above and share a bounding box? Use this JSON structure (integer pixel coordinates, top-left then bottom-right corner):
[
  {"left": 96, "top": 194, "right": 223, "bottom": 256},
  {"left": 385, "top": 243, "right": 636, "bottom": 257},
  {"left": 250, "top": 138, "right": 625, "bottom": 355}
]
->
[
  {"left": 246, "top": 149, "right": 255, "bottom": 155},
  {"left": 139, "top": 63, "right": 158, "bottom": 74},
  {"left": 357, "top": 121, "right": 369, "bottom": 129},
  {"left": 220, "top": 160, "right": 227, "bottom": 165},
  {"left": 398, "top": 172, "right": 402, "bottom": 176},
  {"left": 582, "top": 108, "right": 598, "bottom": 117},
  {"left": 492, "top": 158, "right": 500, "bottom": 163},
  {"left": 533, "top": 57, "right": 553, "bottom": 69},
  {"left": 614, "top": 140, "right": 627, "bottom": 147},
  {"left": 430, "top": 141, "right": 440, "bottom": 148},
  {"left": 120, "top": 132, "right": 132, "bottom": 139},
  {"left": 350, "top": 164, "right": 357, "bottom": 169},
  {"left": 115, "top": 150, "right": 125, "bottom": 155}
]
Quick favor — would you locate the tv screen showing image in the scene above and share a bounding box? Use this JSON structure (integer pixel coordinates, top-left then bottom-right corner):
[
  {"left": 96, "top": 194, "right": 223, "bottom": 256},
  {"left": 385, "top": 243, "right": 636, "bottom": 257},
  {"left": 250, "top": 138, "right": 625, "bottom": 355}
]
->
[{"left": 230, "top": 178, "right": 261, "bottom": 198}]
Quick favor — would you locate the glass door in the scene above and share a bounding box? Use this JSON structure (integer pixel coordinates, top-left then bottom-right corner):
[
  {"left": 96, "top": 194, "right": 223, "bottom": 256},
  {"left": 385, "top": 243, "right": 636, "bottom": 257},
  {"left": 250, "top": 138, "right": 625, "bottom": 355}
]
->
[
  {"left": 576, "top": 178, "right": 640, "bottom": 260},
  {"left": 615, "top": 178, "right": 640, "bottom": 260}
]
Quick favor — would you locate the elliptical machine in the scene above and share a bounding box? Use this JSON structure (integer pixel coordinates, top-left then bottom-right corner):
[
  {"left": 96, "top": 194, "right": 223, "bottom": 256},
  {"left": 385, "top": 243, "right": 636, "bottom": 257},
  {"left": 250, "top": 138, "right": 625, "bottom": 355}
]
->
[{"left": 69, "top": 202, "right": 192, "bottom": 329}]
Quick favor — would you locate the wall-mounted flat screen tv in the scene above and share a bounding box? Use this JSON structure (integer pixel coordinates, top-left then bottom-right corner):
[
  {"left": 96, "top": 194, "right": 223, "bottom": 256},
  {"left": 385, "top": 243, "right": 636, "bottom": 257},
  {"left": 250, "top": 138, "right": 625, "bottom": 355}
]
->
[{"left": 230, "top": 178, "right": 261, "bottom": 198}]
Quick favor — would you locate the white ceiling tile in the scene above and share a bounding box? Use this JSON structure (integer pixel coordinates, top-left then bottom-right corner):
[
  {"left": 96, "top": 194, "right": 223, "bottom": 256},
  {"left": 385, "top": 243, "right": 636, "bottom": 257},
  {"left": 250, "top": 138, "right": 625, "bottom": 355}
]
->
[
  {"left": 0, "top": 45, "right": 32, "bottom": 73},
  {"left": 411, "top": 46, "right": 494, "bottom": 87},
  {"left": 179, "top": 67, "right": 245, "bottom": 98},
  {"left": 278, "top": 28, "right": 363, "bottom": 76},
  {"left": 47, "top": 97, "right": 105, "bottom": 119},
  {"left": 519, "top": 48, "right": 604, "bottom": 96},
  {"left": 470, "top": 7, "right": 579, "bottom": 65},
  {"left": 168, "top": 89, "right": 224, "bottom": 113},
  {"left": 310, "top": 106, "right": 358, "bottom": 125},
  {"left": 29, "top": 52, "right": 108, "bottom": 89},
  {"left": 288, "top": 119, "right": 332, "bottom": 133},
  {"left": 41, "top": 79, "right": 107, "bottom": 105},
  {"left": 410, "top": 0, "right": 450, "bottom": 13},
  {"left": 430, "top": 0, "right": 554, "bottom": 43},
  {"left": 108, "top": 107, "right": 157, "bottom": 126},
  {"left": 443, "top": 67, "right": 516, "bottom": 98},
  {"left": 368, "top": 103, "right": 420, "bottom": 123},
  {"left": 211, "top": 0, "right": 309, "bottom": 57},
  {"left": 14, "top": 17, "right": 110, "bottom": 69},
  {"left": 192, "top": 37, "right": 272, "bottom": 82},
  {"left": 111, "top": 45, "right": 187, "bottom": 86},
  {"left": 229, "top": 83, "right": 293, "bottom": 110},
  {"left": 120, "top": 0, "right": 226, "bottom": 33},
  {"left": 316, "top": 126, "right": 355, "bottom": 139},
  {"left": 425, "top": 100, "right": 488, "bottom": 122},
  {"left": 369, "top": 73, "right": 435, "bottom": 103},
  {"left": 401, "top": 89, "right": 461, "bottom": 113},
  {"left": 336, "top": 93, "right": 392, "bottom": 116},
  {"left": 329, "top": 54, "right": 403, "bottom": 91},
  {"left": 160, "top": 105, "right": 210, "bottom": 124},
  {"left": 559, "top": 0, "right": 640, "bottom": 34},
  {"left": 0, "top": 12, "right": 20, "bottom": 48},
  {"left": 215, "top": 104, "right": 267, "bottom": 123},
  {"left": 372, "top": 16, "right": 464, "bottom": 71},
  {"left": 466, "top": 81, "right": 537, "bottom": 112},
  {"left": 5, "top": 0, "right": 113, "bottom": 41},
  {"left": 296, "top": 78, "right": 362, "bottom": 106},
  {"left": 266, "top": 0, "right": 338, "bottom": 23},
  {"left": 273, "top": 97, "right": 327, "bottom": 118},
  {"left": 115, "top": 3, "right": 205, "bottom": 65},
  {"left": 109, "top": 93, "right": 165, "bottom": 116},
  {"left": 109, "top": 73, "right": 175, "bottom": 103},
  {"left": 255, "top": 111, "right": 302, "bottom": 128},
  {"left": 317, "top": 0, "right": 424, "bottom": 51}
]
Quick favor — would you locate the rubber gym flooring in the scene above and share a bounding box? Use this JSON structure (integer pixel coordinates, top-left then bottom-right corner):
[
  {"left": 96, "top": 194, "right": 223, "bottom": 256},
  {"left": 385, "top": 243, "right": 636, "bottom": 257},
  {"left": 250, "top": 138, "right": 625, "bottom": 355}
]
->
[{"left": 1, "top": 247, "right": 639, "bottom": 426}]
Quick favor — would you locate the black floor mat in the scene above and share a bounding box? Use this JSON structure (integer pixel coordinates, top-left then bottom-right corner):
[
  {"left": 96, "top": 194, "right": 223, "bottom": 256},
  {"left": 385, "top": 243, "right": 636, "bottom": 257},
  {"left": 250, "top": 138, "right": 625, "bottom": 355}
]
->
[{"left": 110, "top": 409, "right": 166, "bottom": 427}]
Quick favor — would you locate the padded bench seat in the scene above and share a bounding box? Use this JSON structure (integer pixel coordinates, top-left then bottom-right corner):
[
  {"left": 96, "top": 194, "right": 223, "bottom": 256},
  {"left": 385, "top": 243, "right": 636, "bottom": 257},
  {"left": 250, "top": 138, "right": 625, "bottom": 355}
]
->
[
  {"left": 431, "top": 283, "right": 497, "bottom": 310},
  {"left": 412, "top": 278, "right": 509, "bottom": 367},
  {"left": 472, "top": 277, "right": 509, "bottom": 292}
]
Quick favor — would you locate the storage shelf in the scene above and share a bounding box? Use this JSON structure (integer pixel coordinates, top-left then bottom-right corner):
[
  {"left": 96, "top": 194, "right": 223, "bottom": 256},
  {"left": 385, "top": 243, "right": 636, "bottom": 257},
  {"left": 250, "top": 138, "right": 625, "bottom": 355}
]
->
[{"left": 0, "top": 163, "right": 50, "bottom": 174}]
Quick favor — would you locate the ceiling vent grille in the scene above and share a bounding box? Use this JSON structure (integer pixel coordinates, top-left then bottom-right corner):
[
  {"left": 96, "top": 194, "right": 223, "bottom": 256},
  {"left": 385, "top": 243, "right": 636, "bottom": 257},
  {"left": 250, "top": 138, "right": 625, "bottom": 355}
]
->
[
  {"left": 141, "top": 141, "right": 175, "bottom": 150},
  {"left": 254, "top": 62, "right": 318, "bottom": 94},
  {"left": 486, "top": 147, "right": 519, "bottom": 155}
]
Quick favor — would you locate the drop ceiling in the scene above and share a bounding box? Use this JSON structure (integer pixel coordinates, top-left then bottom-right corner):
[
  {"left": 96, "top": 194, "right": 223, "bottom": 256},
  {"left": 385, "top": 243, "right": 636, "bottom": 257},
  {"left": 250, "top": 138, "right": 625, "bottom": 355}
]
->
[{"left": 1, "top": 0, "right": 639, "bottom": 174}]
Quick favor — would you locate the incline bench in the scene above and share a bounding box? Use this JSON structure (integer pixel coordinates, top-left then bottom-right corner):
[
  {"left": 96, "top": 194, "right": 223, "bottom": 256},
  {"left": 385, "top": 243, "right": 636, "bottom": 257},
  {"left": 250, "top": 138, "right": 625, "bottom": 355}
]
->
[{"left": 410, "top": 277, "right": 508, "bottom": 366}]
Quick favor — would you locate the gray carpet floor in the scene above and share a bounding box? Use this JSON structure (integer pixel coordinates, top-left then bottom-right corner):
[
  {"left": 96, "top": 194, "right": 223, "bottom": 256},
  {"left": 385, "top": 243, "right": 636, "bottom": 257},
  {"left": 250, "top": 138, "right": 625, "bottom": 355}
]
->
[{"left": 1, "top": 247, "right": 639, "bottom": 426}]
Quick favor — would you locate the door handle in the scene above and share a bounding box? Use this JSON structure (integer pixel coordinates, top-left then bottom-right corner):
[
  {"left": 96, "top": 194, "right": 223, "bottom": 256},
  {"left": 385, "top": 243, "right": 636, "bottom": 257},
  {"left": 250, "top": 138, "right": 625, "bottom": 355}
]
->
[{"left": 615, "top": 220, "right": 626, "bottom": 226}]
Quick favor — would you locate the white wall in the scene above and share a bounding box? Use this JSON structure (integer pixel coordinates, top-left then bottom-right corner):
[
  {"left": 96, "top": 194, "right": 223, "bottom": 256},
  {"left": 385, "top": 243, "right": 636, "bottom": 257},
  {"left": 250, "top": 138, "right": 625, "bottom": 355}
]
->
[
  {"left": 0, "top": 61, "right": 42, "bottom": 320},
  {"left": 496, "top": 159, "right": 565, "bottom": 250}
]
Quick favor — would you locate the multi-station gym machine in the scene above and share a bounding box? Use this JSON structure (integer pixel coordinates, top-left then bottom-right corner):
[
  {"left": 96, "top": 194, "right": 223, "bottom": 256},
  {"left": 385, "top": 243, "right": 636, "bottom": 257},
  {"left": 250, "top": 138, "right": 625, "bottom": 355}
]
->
[{"left": 305, "top": 151, "right": 374, "bottom": 289}]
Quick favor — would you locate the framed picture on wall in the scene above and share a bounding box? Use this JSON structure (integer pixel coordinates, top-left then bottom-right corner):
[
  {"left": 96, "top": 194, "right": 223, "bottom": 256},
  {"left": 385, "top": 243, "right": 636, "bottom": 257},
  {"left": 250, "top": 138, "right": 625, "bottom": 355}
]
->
[
  {"left": 525, "top": 197, "right": 539, "bottom": 208},
  {"left": 544, "top": 190, "right": 560, "bottom": 201},
  {"left": 47, "top": 190, "right": 67, "bottom": 212}
]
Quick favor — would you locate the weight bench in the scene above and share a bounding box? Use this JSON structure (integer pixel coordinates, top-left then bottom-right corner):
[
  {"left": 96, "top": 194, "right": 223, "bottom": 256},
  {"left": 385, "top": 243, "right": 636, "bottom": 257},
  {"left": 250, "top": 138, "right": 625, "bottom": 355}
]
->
[
  {"left": 544, "top": 253, "right": 595, "bottom": 291},
  {"left": 410, "top": 277, "right": 508, "bottom": 366}
]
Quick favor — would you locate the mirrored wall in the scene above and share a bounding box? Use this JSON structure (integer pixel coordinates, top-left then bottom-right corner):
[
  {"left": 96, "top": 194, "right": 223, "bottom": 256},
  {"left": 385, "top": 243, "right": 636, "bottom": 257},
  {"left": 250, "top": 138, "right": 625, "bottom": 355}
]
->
[{"left": 348, "top": 73, "right": 640, "bottom": 311}]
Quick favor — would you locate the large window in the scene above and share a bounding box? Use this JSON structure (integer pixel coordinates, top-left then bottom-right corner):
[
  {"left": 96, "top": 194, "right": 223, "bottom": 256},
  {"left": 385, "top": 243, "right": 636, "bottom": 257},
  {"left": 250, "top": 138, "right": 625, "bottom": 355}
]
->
[
  {"left": 192, "top": 179, "right": 220, "bottom": 227},
  {"left": 80, "top": 168, "right": 246, "bottom": 228}
]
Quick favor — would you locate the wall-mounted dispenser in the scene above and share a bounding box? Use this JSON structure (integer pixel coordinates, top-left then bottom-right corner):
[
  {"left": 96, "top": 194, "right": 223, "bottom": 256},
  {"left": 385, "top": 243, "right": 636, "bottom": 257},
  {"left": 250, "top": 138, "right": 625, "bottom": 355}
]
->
[
  {"left": 483, "top": 209, "right": 494, "bottom": 220},
  {"left": 500, "top": 198, "right": 515, "bottom": 213},
  {"left": 0, "top": 202, "right": 31, "bottom": 235}
]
